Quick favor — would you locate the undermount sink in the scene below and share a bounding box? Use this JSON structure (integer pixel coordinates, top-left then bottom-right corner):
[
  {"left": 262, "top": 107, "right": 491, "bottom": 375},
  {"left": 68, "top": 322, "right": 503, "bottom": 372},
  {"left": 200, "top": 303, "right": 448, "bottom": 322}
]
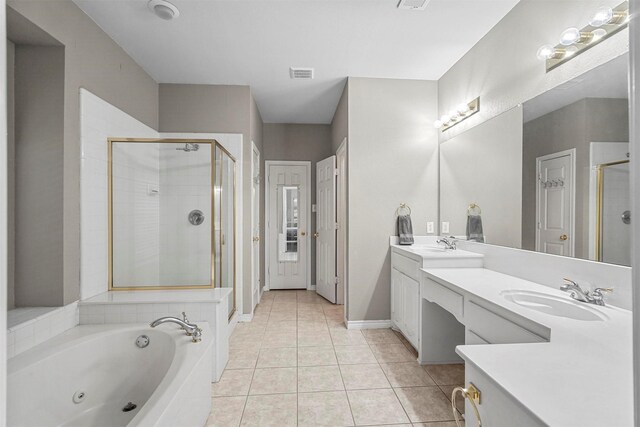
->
[{"left": 500, "top": 290, "right": 608, "bottom": 321}]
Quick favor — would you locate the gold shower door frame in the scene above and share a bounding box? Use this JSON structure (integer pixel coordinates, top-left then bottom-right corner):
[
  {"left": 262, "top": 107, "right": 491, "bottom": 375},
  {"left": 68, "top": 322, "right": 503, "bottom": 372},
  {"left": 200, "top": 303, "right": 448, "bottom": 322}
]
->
[{"left": 107, "top": 138, "right": 237, "bottom": 317}]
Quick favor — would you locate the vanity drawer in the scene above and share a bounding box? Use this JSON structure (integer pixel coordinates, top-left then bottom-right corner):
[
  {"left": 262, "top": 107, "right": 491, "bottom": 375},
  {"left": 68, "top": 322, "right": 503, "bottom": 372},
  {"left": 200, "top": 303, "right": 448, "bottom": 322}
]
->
[
  {"left": 391, "top": 252, "right": 420, "bottom": 281},
  {"left": 465, "top": 301, "right": 546, "bottom": 344},
  {"left": 421, "top": 277, "right": 464, "bottom": 320}
]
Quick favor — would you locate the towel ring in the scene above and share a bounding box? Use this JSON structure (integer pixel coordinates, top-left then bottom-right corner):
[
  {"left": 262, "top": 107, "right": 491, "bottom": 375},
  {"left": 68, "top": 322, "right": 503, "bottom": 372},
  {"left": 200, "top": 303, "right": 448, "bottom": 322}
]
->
[
  {"left": 396, "top": 203, "right": 411, "bottom": 216},
  {"left": 467, "top": 203, "right": 481, "bottom": 216}
]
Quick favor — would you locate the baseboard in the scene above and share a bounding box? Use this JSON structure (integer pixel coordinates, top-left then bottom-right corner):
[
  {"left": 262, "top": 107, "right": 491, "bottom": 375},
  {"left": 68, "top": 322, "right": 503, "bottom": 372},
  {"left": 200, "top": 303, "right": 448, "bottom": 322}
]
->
[
  {"left": 346, "top": 320, "right": 392, "bottom": 330},
  {"left": 308, "top": 285, "right": 316, "bottom": 291},
  {"left": 237, "top": 313, "right": 253, "bottom": 322}
]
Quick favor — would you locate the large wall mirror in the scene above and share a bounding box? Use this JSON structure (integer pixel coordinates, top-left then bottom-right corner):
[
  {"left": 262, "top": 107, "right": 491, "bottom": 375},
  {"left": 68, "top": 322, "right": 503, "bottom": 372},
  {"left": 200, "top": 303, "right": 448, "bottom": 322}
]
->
[
  {"left": 108, "top": 138, "right": 237, "bottom": 315},
  {"left": 440, "top": 53, "right": 630, "bottom": 266}
]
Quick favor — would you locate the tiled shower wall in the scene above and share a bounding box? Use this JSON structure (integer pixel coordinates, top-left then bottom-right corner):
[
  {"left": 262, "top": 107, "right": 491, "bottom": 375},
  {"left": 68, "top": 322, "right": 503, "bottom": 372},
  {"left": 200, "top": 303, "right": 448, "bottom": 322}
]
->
[
  {"left": 80, "top": 89, "right": 158, "bottom": 298},
  {"left": 159, "top": 144, "right": 212, "bottom": 285}
]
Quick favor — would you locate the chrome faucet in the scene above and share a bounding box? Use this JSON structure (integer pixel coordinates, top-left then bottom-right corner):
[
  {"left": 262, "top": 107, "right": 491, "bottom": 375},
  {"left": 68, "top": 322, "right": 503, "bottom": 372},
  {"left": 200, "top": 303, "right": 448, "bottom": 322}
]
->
[
  {"left": 560, "top": 278, "right": 613, "bottom": 306},
  {"left": 436, "top": 236, "right": 457, "bottom": 250},
  {"left": 150, "top": 316, "right": 202, "bottom": 342}
]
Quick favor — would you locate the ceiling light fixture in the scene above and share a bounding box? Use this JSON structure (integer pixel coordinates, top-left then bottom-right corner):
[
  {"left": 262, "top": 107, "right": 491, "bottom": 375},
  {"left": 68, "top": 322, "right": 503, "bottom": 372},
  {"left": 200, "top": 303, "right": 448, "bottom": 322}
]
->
[
  {"left": 537, "top": 0, "right": 628, "bottom": 72},
  {"left": 433, "top": 97, "right": 480, "bottom": 132},
  {"left": 148, "top": 0, "right": 180, "bottom": 21}
]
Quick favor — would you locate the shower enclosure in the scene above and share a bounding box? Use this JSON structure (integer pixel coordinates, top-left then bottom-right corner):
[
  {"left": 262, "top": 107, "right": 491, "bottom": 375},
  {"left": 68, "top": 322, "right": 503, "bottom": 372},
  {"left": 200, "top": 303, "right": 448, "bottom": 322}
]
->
[
  {"left": 108, "top": 138, "right": 236, "bottom": 317},
  {"left": 596, "top": 159, "right": 631, "bottom": 266}
]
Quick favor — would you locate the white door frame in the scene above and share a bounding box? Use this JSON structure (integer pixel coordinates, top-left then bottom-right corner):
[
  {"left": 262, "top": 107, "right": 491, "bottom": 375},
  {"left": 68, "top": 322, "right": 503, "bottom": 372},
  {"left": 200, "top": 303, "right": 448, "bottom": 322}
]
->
[
  {"left": 336, "top": 138, "right": 347, "bottom": 307},
  {"left": 264, "top": 160, "right": 312, "bottom": 290},
  {"left": 535, "top": 148, "right": 576, "bottom": 257},
  {"left": 251, "top": 141, "right": 261, "bottom": 306}
]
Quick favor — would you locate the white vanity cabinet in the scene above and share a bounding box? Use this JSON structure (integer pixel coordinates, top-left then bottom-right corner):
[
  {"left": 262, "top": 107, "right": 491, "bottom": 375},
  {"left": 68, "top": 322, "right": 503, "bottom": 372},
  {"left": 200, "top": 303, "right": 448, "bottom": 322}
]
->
[{"left": 391, "top": 252, "right": 421, "bottom": 349}]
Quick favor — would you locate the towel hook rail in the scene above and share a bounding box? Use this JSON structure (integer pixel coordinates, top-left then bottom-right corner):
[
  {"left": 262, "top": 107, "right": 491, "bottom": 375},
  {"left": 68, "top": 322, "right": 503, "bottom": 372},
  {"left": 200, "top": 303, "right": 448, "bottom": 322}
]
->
[
  {"left": 396, "top": 203, "right": 411, "bottom": 216},
  {"left": 467, "top": 203, "right": 481, "bottom": 216}
]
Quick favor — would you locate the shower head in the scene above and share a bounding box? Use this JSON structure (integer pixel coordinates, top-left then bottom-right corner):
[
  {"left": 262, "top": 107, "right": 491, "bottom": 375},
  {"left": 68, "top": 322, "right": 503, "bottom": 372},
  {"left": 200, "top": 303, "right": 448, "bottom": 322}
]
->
[{"left": 176, "top": 143, "right": 199, "bottom": 152}]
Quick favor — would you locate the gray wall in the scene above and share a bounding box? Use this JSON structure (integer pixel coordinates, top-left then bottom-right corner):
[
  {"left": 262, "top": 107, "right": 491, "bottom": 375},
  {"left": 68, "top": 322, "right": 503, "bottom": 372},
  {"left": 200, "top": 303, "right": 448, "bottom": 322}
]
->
[
  {"left": 438, "top": 0, "right": 627, "bottom": 144},
  {"left": 8, "top": 1, "right": 160, "bottom": 305},
  {"left": 159, "top": 84, "right": 264, "bottom": 315},
  {"left": 14, "top": 45, "right": 65, "bottom": 306},
  {"left": 263, "top": 123, "right": 333, "bottom": 287},
  {"left": 6, "top": 40, "right": 14, "bottom": 310},
  {"left": 522, "top": 98, "right": 629, "bottom": 258},
  {"left": 331, "top": 80, "right": 349, "bottom": 153},
  {"left": 348, "top": 77, "right": 439, "bottom": 321}
]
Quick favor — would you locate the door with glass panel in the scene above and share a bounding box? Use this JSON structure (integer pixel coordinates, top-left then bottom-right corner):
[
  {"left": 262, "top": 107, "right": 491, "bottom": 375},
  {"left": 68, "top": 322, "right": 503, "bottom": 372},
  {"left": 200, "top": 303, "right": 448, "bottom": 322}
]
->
[{"left": 266, "top": 162, "right": 309, "bottom": 289}]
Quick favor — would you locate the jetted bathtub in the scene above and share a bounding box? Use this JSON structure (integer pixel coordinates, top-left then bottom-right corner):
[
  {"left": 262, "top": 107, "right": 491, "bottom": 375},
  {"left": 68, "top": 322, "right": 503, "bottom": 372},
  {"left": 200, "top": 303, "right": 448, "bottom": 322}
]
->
[{"left": 8, "top": 323, "right": 213, "bottom": 427}]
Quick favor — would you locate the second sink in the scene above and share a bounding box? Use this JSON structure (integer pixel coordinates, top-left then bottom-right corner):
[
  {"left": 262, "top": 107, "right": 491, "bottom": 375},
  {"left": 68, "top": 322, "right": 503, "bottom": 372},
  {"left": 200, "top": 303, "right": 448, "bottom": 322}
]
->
[{"left": 500, "top": 290, "right": 608, "bottom": 321}]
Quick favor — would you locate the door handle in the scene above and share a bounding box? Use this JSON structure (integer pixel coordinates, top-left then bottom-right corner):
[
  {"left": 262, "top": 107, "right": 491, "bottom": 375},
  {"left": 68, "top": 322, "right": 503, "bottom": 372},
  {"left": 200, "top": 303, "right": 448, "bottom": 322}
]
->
[
  {"left": 313, "top": 232, "right": 320, "bottom": 238},
  {"left": 560, "top": 234, "right": 568, "bottom": 241},
  {"left": 253, "top": 236, "right": 260, "bottom": 242},
  {"left": 300, "top": 231, "right": 306, "bottom": 236}
]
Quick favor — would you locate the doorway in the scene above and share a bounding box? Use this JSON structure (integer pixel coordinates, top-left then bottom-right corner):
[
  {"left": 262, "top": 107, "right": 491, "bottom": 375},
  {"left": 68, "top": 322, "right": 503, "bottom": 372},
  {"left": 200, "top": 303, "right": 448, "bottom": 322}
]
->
[
  {"left": 535, "top": 148, "right": 576, "bottom": 256},
  {"left": 265, "top": 161, "right": 311, "bottom": 289},
  {"left": 251, "top": 142, "right": 261, "bottom": 306},
  {"left": 336, "top": 139, "right": 347, "bottom": 308},
  {"left": 315, "top": 155, "right": 337, "bottom": 303}
]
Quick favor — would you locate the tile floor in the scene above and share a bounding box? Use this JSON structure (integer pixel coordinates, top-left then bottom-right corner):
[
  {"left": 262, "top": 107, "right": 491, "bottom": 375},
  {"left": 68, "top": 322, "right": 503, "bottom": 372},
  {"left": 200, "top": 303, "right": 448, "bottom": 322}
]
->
[{"left": 208, "top": 290, "right": 465, "bottom": 427}]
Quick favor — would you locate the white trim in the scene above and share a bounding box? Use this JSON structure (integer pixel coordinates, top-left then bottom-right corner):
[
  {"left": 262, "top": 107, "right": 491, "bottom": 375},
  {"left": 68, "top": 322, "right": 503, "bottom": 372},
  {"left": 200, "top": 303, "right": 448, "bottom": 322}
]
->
[
  {"left": 535, "top": 148, "right": 576, "bottom": 257},
  {"left": 336, "top": 138, "right": 347, "bottom": 308},
  {"left": 237, "top": 313, "right": 253, "bottom": 323},
  {"left": 264, "top": 160, "right": 312, "bottom": 290},
  {"left": 0, "top": 6, "right": 9, "bottom": 418},
  {"left": 346, "top": 320, "right": 392, "bottom": 330},
  {"left": 309, "top": 285, "right": 317, "bottom": 291}
]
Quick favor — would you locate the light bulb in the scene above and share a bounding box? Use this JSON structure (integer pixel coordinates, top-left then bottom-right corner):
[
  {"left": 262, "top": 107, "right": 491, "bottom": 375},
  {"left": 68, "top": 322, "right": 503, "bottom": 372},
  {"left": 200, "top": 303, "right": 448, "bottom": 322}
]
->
[
  {"left": 560, "top": 27, "right": 581, "bottom": 45},
  {"left": 449, "top": 112, "right": 459, "bottom": 121},
  {"left": 589, "top": 6, "right": 613, "bottom": 27},
  {"left": 457, "top": 103, "right": 470, "bottom": 115},
  {"left": 536, "top": 44, "right": 555, "bottom": 60},
  {"left": 441, "top": 115, "right": 451, "bottom": 124},
  {"left": 592, "top": 28, "right": 607, "bottom": 41},
  {"left": 433, "top": 120, "right": 443, "bottom": 128}
]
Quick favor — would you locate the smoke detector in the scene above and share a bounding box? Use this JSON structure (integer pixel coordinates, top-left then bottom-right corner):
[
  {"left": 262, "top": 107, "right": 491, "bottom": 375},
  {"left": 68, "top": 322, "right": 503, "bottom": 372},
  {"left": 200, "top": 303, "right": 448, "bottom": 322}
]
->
[
  {"left": 397, "top": 0, "right": 431, "bottom": 11},
  {"left": 148, "top": 0, "right": 180, "bottom": 20},
  {"left": 290, "top": 67, "right": 314, "bottom": 80}
]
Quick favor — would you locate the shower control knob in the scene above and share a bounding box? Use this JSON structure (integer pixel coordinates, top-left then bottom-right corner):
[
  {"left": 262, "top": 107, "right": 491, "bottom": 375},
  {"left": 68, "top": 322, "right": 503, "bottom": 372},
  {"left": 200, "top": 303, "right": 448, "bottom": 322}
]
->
[{"left": 188, "top": 210, "right": 205, "bottom": 226}]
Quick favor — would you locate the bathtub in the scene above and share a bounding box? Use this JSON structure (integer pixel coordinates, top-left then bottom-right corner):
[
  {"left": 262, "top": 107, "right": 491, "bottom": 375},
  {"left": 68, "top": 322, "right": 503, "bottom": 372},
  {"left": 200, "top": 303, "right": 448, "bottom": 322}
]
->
[{"left": 8, "top": 323, "right": 213, "bottom": 427}]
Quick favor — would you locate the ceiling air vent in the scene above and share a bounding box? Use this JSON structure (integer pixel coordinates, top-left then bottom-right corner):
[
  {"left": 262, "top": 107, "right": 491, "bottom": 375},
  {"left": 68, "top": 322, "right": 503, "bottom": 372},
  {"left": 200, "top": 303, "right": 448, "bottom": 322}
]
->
[
  {"left": 397, "top": 0, "right": 430, "bottom": 10},
  {"left": 290, "top": 67, "right": 314, "bottom": 80}
]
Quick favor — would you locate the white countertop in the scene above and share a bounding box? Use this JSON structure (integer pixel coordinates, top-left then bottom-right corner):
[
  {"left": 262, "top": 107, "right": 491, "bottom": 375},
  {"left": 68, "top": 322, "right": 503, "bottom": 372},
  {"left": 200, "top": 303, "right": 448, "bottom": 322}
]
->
[
  {"left": 422, "top": 267, "right": 633, "bottom": 426},
  {"left": 80, "top": 288, "right": 232, "bottom": 305}
]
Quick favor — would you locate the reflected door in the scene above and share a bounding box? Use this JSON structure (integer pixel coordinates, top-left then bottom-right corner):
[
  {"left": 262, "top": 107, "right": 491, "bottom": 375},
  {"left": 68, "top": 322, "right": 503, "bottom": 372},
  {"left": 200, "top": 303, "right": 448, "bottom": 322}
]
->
[
  {"left": 536, "top": 150, "right": 574, "bottom": 256},
  {"left": 316, "top": 155, "right": 337, "bottom": 303},
  {"left": 267, "top": 163, "right": 309, "bottom": 289}
]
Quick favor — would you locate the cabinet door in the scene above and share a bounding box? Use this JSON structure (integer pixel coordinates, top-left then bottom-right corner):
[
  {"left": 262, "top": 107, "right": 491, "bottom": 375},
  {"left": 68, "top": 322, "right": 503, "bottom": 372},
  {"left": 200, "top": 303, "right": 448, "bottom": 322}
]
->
[
  {"left": 402, "top": 274, "right": 420, "bottom": 349},
  {"left": 391, "top": 268, "right": 403, "bottom": 329}
]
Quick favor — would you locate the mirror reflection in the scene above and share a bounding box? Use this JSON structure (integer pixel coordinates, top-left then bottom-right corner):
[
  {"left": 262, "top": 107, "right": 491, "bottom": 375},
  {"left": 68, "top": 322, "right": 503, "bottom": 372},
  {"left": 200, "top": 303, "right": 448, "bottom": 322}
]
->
[
  {"left": 279, "top": 186, "right": 299, "bottom": 262},
  {"left": 440, "top": 54, "right": 630, "bottom": 266}
]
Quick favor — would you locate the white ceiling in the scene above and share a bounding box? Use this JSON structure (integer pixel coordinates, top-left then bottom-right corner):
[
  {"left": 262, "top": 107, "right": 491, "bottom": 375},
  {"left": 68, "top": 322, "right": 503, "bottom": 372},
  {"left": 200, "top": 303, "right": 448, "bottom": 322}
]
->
[
  {"left": 524, "top": 53, "right": 629, "bottom": 123},
  {"left": 74, "top": 0, "right": 520, "bottom": 124}
]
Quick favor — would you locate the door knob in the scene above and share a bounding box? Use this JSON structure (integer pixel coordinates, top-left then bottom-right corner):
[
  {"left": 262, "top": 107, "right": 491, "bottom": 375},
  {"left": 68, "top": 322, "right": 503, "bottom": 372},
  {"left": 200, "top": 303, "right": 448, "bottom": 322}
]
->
[
  {"left": 253, "top": 236, "right": 260, "bottom": 242},
  {"left": 313, "top": 232, "right": 320, "bottom": 238},
  {"left": 560, "top": 234, "right": 568, "bottom": 241},
  {"left": 300, "top": 231, "right": 306, "bottom": 236}
]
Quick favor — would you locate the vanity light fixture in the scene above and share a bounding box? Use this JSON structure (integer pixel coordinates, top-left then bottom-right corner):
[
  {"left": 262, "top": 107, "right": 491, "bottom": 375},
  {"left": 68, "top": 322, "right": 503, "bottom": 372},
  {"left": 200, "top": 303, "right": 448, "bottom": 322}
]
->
[
  {"left": 433, "top": 97, "right": 480, "bottom": 131},
  {"left": 537, "top": 1, "right": 628, "bottom": 72}
]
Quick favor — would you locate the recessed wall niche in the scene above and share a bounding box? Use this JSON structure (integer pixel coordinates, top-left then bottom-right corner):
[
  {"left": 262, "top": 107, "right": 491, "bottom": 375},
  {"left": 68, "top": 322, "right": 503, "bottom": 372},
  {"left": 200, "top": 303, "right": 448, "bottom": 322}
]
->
[{"left": 7, "top": 6, "right": 65, "bottom": 311}]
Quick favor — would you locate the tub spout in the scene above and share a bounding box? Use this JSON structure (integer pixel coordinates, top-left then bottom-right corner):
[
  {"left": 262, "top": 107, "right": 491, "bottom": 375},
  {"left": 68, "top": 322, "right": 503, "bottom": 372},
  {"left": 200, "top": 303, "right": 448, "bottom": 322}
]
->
[{"left": 150, "top": 317, "right": 202, "bottom": 343}]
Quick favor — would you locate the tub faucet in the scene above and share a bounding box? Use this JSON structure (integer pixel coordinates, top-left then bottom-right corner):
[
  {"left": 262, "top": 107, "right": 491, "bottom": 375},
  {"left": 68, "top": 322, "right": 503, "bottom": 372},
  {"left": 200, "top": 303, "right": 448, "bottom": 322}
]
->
[
  {"left": 150, "top": 316, "right": 202, "bottom": 342},
  {"left": 560, "top": 278, "right": 613, "bottom": 306},
  {"left": 436, "top": 236, "right": 457, "bottom": 250}
]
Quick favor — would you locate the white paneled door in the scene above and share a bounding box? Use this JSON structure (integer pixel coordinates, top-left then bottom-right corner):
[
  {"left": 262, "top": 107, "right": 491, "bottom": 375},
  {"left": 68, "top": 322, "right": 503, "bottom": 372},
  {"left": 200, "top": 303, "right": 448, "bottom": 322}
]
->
[
  {"left": 536, "top": 149, "right": 575, "bottom": 257},
  {"left": 316, "top": 156, "right": 337, "bottom": 303},
  {"left": 267, "top": 162, "right": 310, "bottom": 289},
  {"left": 252, "top": 143, "right": 261, "bottom": 305}
]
